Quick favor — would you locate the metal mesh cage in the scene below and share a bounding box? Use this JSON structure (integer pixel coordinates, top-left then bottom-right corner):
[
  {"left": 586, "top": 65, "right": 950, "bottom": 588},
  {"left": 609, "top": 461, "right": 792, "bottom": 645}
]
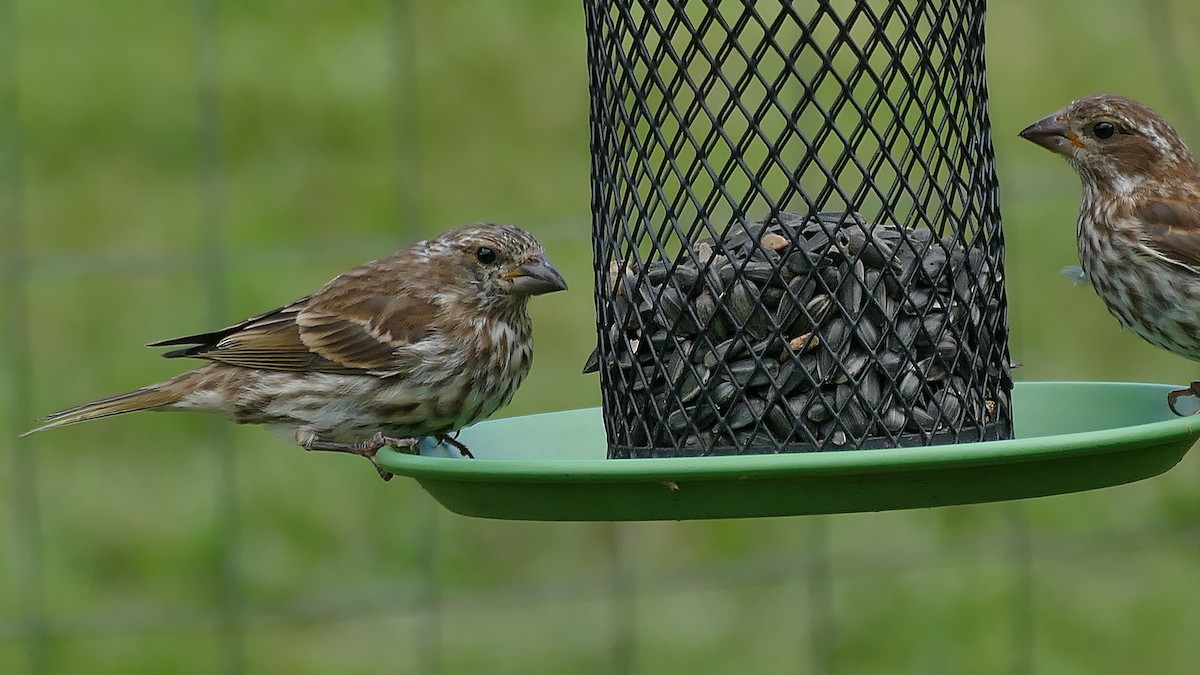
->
[{"left": 585, "top": 0, "right": 1013, "bottom": 458}]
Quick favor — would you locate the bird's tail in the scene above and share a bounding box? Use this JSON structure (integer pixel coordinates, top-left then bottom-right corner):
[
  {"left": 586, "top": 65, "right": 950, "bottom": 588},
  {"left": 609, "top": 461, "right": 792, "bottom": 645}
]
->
[{"left": 21, "top": 385, "right": 184, "bottom": 436}]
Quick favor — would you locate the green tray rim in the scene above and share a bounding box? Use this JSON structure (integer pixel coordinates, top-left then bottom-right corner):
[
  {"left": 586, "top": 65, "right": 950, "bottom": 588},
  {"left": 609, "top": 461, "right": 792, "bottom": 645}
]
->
[{"left": 375, "top": 381, "right": 1200, "bottom": 483}]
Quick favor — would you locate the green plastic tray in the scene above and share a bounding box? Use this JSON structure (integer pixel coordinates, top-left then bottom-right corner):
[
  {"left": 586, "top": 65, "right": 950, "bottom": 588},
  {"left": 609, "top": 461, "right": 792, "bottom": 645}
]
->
[{"left": 374, "top": 382, "right": 1200, "bottom": 521}]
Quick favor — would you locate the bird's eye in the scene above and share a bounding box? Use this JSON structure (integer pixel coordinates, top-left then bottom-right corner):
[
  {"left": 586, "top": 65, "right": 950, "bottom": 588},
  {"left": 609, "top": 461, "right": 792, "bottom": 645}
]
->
[
  {"left": 475, "top": 247, "right": 497, "bottom": 265},
  {"left": 1093, "top": 121, "right": 1117, "bottom": 139}
]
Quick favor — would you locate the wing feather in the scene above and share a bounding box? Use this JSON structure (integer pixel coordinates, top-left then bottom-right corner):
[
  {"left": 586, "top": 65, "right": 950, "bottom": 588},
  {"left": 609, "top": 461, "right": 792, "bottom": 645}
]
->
[
  {"left": 1134, "top": 199, "right": 1200, "bottom": 272},
  {"left": 296, "top": 294, "right": 437, "bottom": 374},
  {"left": 148, "top": 283, "right": 439, "bottom": 375}
]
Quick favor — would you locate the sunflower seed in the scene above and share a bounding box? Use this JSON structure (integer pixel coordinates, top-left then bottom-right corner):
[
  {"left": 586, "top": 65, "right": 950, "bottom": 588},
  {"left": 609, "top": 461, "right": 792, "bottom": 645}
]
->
[
  {"left": 898, "top": 370, "right": 923, "bottom": 402},
  {"left": 740, "top": 261, "right": 778, "bottom": 286},
  {"left": 774, "top": 296, "right": 804, "bottom": 335},
  {"left": 805, "top": 294, "right": 833, "bottom": 327},
  {"left": 582, "top": 348, "right": 600, "bottom": 374},
  {"left": 841, "top": 399, "right": 869, "bottom": 437},
  {"left": 840, "top": 351, "right": 870, "bottom": 381},
  {"left": 779, "top": 358, "right": 815, "bottom": 394},
  {"left": 919, "top": 312, "right": 948, "bottom": 344},
  {"left": 648, "top": 329, "right": 672, "bottom": 349},
  {"left": 760, "top": 284, "right": 787, "bottom": 309},
  {"left": 675, "top": 364, "right": 707, "bottom": 404},
  {"left": 667, "top": 407, "right": 692, "bottom": 433},
  {"left": 764, "top": 402, "right": 792, "bottom": 436},
  {"left": 819, "top": 265, "right": 841, "bottom": 290},
  {"left": 601, "top": 209, "right": 1008, "bottom": 454},
  {"left": 784, "top": 332, "right": 820, "bottom": 357},
  {"left": 861, "top": 370, "right": 884, "bottom": 408},
  {"left": 726, "top": 400, "right": 758, "bottom": 430},
  {"left": 657, "top": 286, "right": 687, "bottom": 323},
  {"left": 935, "top": 335, "right": 960, "bottom": 358},
  {"left": 920, "top": 247, "right": 949, "bottom": 285},
  {"left": 837, "top": 261, "right": 866, "bottom": 314},
  {"left": 822, "top": 317, "right": 851, "bottom": 356},
  {"left": 725, "top": 282, "right": 754, "bottom": 326},
  {"left": 630, "top": 369, "right": 653, "bottom": 392},
  {"left": 694, "top": 293, "right": 717, "bottom": 331},
  {"left": 909, "top": 406, "right": 939, "bottom": 432},
  {"left": 761, "top": 232, "right": 789, "bottom": 252},
  {"left": 615, "top": 344, "right": 636, "bottom": 369},
  {"left": 881, "top": 407, "right": 907, "bottom": 433},
  {"left": 901, "top": 288, "right": 934, "bottom": 315},
  {"left": 805, "top": 398, "right": 832, "bottom": 423},
  {"left": 919, "top": 357, "right": 950, "bottom": 382},
  {"left": 934, "top": 390, "right": 963, "bottom": 425},
  {"left": 666, "top": 351, "right": 687, "bottom": 382},
  {"left": 667, "top": 404, "right": 717, "bottom": 433},
  {"left": 894, "top": 316, "right": 921, "bottom": 346},
  {"left": 854, "top": 318, "right": 884, "bottom": 352},
  {"left": 783, "top": 248, "right": 820, "bottom": 275},
  {"left": 702, "top": 337, "right": 747, "bottom": 368},
  {"left": 743, "top": 308, "right": 771, "bottom": 341},
  {"left": 877, "top": 351, "right": 906, "bottom": 375},
  {"left": 729, "top": 358, "right": 778, "bottom": 388},
  {"left": 646, "top": 262, "right": 671, "bottom": 285},
  {"left": 711, "top": 381, "right": 739, "bottom": 408}
]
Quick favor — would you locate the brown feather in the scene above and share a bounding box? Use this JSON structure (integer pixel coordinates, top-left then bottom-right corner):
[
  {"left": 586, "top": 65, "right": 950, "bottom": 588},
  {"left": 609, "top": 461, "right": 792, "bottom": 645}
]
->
[
  {"left": 296, "top": 295, "right": 437, "bottom": 373},
  {"left": 1134, "top": 200, "right": 1200, "bottom": 269},
  {"left": 148, "top": 299, "right": 309, "bottom": 350},
  {"left": 25, "top": 223, "right": 566, "bottom": 464},
  {"left": 144, "top": 260, "right": 444, "bottom": 375},
  {"left": 21, "top": 386, "right": 181, "bottom": 435}
]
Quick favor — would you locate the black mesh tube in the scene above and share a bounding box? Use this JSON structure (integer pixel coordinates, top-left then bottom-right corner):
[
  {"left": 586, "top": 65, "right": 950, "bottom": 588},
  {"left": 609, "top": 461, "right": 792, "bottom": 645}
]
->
[{"left": 584, "top": 0, "right": 1013, "bottom": 458}]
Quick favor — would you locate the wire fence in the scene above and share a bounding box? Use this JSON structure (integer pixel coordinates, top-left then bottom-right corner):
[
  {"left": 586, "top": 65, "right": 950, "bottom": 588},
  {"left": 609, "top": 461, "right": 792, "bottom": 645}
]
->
[
  {"left": 3, "top": 1, "right": 1200, "bottom": 674},
  {"left": 2, "top": 1, "right": 47, "bottom": 673}
]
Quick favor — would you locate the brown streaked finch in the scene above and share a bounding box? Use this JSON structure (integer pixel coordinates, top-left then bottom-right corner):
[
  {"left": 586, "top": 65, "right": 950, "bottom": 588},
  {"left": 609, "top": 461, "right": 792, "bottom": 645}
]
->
[
  {"left": 1020, "top": 93, "right": 1200, "bottom": 414},
  {"left": 23, "top": 223, "right": 568, "bottom": 479}
]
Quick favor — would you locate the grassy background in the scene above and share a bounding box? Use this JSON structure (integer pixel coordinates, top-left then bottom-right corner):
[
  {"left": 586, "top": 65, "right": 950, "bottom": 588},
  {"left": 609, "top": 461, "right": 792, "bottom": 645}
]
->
[{"left": 3, "top": 0, "right": 1200, "bottom": 673}]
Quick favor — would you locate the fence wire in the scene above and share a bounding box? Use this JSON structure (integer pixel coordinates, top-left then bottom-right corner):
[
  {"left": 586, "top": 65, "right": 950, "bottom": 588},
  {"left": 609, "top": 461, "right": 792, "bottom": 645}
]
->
[
  {"left": 2, "top": 0, "right": 48, "bottom": 673},
  {"left": 2, "top": 2, "right": 1199, "bottom": 675}
]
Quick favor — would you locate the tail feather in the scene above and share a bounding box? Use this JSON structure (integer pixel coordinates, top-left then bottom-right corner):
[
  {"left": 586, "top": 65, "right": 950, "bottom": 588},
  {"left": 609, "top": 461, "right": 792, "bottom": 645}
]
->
[{"left": 21, "top": 386, "right": 182, "bottom": 436}]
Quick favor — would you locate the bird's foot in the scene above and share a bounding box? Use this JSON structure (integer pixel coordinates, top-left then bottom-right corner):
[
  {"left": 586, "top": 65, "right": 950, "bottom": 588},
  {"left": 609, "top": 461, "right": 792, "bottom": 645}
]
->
[
  {"left": 1166, "top": 381, "right": 1200, "bottom": 416},
  {"left": 437, "top": 432, "right": 475, "bottom": 459},
  {"left": 296, "top": 430, "right": 419, "bottom": 481}
]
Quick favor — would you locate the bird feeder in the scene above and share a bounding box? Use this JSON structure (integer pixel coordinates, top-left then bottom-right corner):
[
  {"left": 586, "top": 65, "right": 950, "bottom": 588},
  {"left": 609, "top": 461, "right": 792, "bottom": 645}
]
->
[
  {"left": 376, "top": 0, "right": 1200, "bottom": 519},
  {"left": 586, "top": 0, "right": 1011, "bottom": 457}
]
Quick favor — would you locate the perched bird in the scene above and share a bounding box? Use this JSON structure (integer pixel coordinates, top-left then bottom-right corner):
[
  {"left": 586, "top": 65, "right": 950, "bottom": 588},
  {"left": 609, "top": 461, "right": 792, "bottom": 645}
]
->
[
  {"left": 23, "top": 223, "right": 568, "bottom": 479},
  {"left": 1020, "top": 93, "right": 1200, "bottom": 414}
]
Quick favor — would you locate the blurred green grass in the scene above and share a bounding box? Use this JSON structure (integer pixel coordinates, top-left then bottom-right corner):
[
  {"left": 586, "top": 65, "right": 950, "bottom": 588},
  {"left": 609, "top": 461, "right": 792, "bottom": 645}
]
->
[{"left": 3, "top": 1, "right": 1200, "bottom": 674}]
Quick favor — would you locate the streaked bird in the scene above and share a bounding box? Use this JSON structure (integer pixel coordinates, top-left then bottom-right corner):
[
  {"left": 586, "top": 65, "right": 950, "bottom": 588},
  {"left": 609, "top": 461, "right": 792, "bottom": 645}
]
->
[
  {"left": 24, "top": 223, "right": 568, "bottom": 479},
  {"left": 1021, "top": 93, "right": 1200, "bottom": 414}
]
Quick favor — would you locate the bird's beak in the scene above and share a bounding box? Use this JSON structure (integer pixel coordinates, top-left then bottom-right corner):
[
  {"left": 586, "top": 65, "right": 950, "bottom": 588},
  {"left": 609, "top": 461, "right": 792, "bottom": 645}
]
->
[
  {"left": 504, "top": 255, "right": 569, "bottom": 296},
  {"left": 1019, "top": 114, "right": 1081, "bottom": 155}
]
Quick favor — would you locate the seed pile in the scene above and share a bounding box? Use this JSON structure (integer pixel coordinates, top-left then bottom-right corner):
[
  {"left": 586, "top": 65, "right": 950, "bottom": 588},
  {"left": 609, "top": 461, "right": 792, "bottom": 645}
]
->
[{"left": 588, "top": 212, "right": 1011, "bottom": 457}]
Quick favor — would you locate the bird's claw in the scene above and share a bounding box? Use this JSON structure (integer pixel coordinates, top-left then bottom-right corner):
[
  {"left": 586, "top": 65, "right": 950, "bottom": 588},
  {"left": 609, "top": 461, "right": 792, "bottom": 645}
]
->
[
  {"left": 437, "top": 433, "right": 475, "bottom": 459},
  {"left": 1166, "top": 381, "right": 1200, "bottom": 416},
  {"left": 358, "top": 433, "right": 423, "bottom": 481},
  {"left": 297, "top": 430, "right": 423, "bottom": 481}
]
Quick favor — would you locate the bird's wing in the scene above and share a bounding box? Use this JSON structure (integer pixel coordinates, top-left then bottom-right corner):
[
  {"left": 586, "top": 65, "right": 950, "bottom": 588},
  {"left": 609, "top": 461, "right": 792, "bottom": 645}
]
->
[
  {"left": 147, "top": 297, "right": 352, "bottom": 372},
  {"left": 148, "top": 249, "right": 439, "bottom": 374},
  {"left": 148, "top": 293, "right": 438, "bottom": 374},
  {"left": 148, "top": 299, "right": 307, "bottom": 351},
  {"left": 295, "top": 291, "right": 437, "bottom": 374},
  {"left": 1133, "top": 199, "right": 1200, "bottom": 272},
  {"left": 148, "top": 291, "right": 437, "bottom": 375}
]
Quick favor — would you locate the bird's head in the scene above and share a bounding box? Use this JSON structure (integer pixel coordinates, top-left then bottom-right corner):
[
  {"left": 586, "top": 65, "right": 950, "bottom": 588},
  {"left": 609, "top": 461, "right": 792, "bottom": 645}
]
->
[
  {"left": 1019, "top": 93, "right": 1199, "bottom": 194},
  {"left": 428, "top": 223, "right": 568, "bottom": 316}
]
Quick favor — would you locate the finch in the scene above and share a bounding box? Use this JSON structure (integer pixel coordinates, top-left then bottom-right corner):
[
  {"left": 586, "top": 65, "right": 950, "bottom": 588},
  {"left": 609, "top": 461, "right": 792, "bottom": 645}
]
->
[
  {"left": 23, "top": 223, "right": 568, "bottom": 479},
  {"left": 1020, "top": 93, "right": 1200, "bottom": 414}
]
